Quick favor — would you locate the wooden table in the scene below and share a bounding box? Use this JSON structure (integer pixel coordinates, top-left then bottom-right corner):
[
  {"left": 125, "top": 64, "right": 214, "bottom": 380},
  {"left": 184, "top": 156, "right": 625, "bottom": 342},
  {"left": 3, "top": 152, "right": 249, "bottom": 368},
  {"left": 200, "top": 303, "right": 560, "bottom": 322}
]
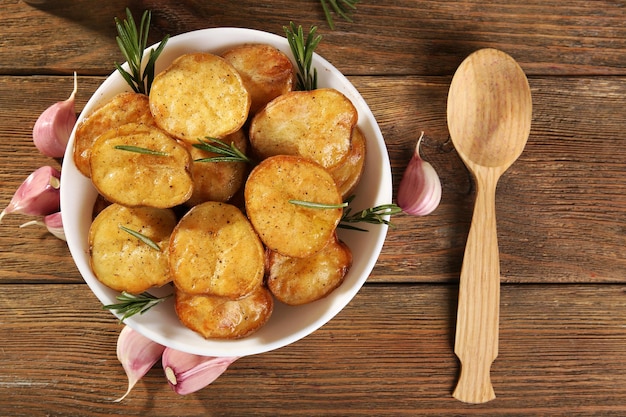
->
[{"left": 2, "top": 0, "right": 625, "bottom": 415}]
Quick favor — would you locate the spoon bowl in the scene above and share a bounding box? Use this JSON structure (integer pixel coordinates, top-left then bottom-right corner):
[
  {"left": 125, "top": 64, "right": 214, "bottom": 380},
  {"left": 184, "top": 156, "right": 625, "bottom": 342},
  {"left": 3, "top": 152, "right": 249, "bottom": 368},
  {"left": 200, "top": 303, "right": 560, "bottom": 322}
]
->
[
  {"left": 447, "top": 48, "right": 532, "bottom": 403},
  {"left": 448, "top": 48, "right": 532, "bottom": 170}
]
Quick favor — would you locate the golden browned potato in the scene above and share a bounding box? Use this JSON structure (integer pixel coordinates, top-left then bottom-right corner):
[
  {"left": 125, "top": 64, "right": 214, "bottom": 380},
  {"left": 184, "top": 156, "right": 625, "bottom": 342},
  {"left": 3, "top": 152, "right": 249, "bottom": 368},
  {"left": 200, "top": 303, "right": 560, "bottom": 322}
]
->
[
  {"left": 90, "top": 123, "right": 193, "bottom": 208},
  {"left": 267, "top": 234, "right": 352, "bottom": 305},
  {"left": 222, "top": 43, "right": 295, "bottom": 114},
  {"left": 169, "top": 201, "right": 265, "bottom": 299},
  {"left": 149, "top": 52, "right": 251, "bottom": 144},
  {"left": 249, "top": 88, "right": 358, "bottom": 170},
  {"left": 89, "top": 203, "right": 176, "bottom": 293},
  {"left": 73, "top": 92, "right": 156, "bottom": 177},
  {"left": 185, "top": 130, "right": 249, "bottom": 206},
  {"left": 175, "top": 285, "right": 273, "bottom": 339},
  {"left": 244, "top": 155, "right": 343, "bottom": 258},
  {"left": 329, "top": 126, "right": 367, "bottom": 199}
]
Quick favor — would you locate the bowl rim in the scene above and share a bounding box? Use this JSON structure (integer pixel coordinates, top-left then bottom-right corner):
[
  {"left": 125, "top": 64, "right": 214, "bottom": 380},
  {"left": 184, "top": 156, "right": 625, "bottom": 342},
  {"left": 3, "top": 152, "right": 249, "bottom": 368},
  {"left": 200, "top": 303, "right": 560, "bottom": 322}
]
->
[{"left": 61, "top": 27, "right": 392, "bottom": 356}]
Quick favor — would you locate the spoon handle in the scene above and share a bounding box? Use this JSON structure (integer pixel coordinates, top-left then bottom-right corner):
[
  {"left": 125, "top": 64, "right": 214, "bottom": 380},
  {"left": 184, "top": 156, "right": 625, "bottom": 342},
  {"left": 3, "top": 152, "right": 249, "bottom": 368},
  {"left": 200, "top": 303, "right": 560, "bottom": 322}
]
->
[{"left": 453, "top": 170, "right": 500, "bottom": 404}]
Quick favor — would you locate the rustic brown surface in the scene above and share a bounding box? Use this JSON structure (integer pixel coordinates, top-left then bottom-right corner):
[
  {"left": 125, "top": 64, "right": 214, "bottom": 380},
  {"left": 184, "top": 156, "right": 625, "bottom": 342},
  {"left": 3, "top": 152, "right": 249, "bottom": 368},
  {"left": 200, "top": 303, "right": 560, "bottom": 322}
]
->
[{"left": 1, "top": 0, "right": 625, "bottom": 415}]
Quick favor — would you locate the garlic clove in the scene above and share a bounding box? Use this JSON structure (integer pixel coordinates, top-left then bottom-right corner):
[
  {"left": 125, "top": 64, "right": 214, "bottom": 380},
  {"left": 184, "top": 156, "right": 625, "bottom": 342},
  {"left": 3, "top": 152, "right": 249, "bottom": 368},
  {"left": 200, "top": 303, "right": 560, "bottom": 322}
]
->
[
  {"left": 115, "top": 325, "right": 165, "bottom": 402},
  {"left": 0, "top": 166, "right": 61, "bottom": 223},
  {"left": 397, "top": 132, "right": 442, "bottom": 216},
  {"left": 32, "top": 72, "right": 78, "bottom": 158},
  {"left": 162, "top": 347, "right": 239, "bottom": 395},
  {"left": 42, "top": 212, "right": 65, "bottom": 240},
  {"left": 19, "top": 211, "right": 65, "bottom": 241}
]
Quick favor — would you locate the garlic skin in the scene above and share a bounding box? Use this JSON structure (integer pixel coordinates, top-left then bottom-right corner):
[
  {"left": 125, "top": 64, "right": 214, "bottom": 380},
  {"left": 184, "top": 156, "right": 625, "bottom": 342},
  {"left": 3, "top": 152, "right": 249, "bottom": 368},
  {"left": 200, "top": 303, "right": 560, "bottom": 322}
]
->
[
  {"left": 32, "top": 72, "right": 78, "bottom": 158},
  {"left": 0, "top": 166, "right": 61, "bottom": 223},
  {"left": 42, "top": 212, "right": 65, "bottom": 240},
  {"left": 115, "top": 325, "right": 165, "bottom": 402},
  {"left": 19, "top": 212, "right": 65, "bottom": 241},
  {"left": 397, "top": 133, "right": 442, "bottom": 216},
  {"left": 162, "top": 347, "right": 239, "bottom": 395}
]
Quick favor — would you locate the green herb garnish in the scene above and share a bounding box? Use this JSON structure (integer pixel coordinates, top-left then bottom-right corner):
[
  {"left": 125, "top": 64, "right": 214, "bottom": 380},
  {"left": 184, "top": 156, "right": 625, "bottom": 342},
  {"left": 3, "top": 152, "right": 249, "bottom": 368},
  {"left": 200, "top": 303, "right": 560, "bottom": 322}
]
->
[
  {"left": 103, "top": 291, "right": 172, "bottom": 322},
  {"left": 114, "top": 8, "right": 169, "bottom": 95},
  {"left": 289, "top": 196, "right": 401, "bottom": 231},
  {"left": 320, "top": 0, "right": 360, "bottom": 30},
  {"left": 339, "top": 202, "right": 402, "bottom": 232},
  {"left": 193, "top": 138, "right": 251, "bottom": 163},
  {"left": 289, "top": 200, "right": 348, "bottom": 210},
  {"left": 114, "top": 145, "right": 168, "bottom": 156},
  {"left": 118, "top": 224, "right": 161, "bottom": 251},
  {"left": 284, "top": 22, "right": 322, "bottom": 91}
]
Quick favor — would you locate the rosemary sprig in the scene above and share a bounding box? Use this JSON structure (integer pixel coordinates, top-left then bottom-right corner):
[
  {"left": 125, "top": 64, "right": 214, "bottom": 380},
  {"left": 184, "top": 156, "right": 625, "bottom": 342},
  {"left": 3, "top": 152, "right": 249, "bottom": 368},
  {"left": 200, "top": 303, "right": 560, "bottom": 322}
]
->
[
  {"left": 320, "top": 0, "right": 360, "bottom": 30},
  {"left": 114, "top": 8, "right": 169, "bottom": 95},
  {"left": 289, "top": 196, "right": 401, "bottom": 232},
  {"left": 193, "top": 138, "right": 251, "bottom": 163},
  {"left": 103, "top": 291, "right": 172, "bottom": 322},
  {"left": 114, "top": 145, "right": 168, "bottom": 156},
  {"left": 284, "top": 22, "right": 322, "bottom": 91},
  {"left": 118, "top": 224, "right": 161, "bottom": 251},
  {"left": 339, "top": 203, "right": 402, "bottom": 232}
]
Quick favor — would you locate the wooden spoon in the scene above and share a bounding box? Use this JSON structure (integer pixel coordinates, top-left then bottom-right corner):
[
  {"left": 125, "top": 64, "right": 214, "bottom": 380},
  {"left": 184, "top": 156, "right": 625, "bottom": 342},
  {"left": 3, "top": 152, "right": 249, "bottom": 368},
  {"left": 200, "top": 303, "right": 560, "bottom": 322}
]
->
[{"left": 447, "top": 48, "right": 532, "bottom": 404}]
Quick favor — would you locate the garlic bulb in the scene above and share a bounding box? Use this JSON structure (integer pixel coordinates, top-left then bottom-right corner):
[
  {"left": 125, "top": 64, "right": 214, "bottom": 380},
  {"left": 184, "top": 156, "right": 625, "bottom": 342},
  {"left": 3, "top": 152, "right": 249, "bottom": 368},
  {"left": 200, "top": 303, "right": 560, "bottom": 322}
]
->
[
  {"left": 0, "top": 166, "right": 61, "bottom": 223},
  {"left": 397, "top": 132, "right": 442, "bottom": 216},
  {"left": 32, "top": 72, "right": 78, "bottom": 158},
  {"left": 115, "top": 325, "right": 165, "bottom": 402},
  {"left": 19, "top": 211, "right": 65, "bottom": 241},
  {"left": 162, "top": 347, "right": 239, "bottom": 395}
]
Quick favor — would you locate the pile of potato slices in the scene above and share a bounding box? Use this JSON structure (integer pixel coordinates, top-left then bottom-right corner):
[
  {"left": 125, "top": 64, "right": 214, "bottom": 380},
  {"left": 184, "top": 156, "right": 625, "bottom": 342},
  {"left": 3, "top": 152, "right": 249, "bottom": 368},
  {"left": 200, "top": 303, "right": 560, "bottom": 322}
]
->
[{"left": 77, "top": 43, "right": 366, "bottom": 340}]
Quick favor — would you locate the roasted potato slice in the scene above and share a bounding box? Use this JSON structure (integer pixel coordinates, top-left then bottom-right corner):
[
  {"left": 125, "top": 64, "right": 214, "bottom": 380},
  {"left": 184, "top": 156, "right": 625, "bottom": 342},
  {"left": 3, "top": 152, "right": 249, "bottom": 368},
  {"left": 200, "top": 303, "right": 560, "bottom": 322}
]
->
[
  {"left": 186, "top": 130, "right": 249, "bottom": 206},
  {"left": 90, "top": 123, "right": 193, "bottom": 208},
  {"left": 244, "top": 155, "right": 343, "bottom": 258},
  {"left": 175, "top": 285, "right": 273, "bottom": 339},
  {"left": 89, "top": 204, "right": 176, "bottom": 293},
  {"left": 267, "top": 234, "right": 352, "bottom": 305},
  {"left": 169, "top": 201, "right": 265, "bottom": 299},
  {"left": 73, "top": 92, "right": 156, "bottom": 177},
  {"left": 249, "top": 88, "right": 357, "bottom": 170},
  {"left": 329, "top": 126, "right": 367, "bottom": 199},
  {"left": 222, "top": 43, "right": 295, "bottom": 114},
  {"left": 150, "top": 52, "right": 251, "bottom": 144}
]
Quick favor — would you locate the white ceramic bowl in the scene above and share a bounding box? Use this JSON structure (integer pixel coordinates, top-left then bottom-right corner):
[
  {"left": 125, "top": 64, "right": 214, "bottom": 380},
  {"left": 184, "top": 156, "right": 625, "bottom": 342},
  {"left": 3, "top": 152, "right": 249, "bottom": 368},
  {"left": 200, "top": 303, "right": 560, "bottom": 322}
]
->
[{"left": 61, "top": 28, "right": 392, "bottom": 356}]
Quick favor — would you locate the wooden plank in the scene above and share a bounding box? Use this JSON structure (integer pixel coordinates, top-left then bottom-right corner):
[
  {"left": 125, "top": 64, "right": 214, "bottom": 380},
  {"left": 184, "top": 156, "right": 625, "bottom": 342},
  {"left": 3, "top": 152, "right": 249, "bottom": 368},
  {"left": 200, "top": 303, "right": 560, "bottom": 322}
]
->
[
  {"left": 1, "top": 1, "right": 624, "bottom": 416},
  {"left": 2, "top": 1, "right": 626, "bottom": 76},
  {"left": 1, "top": 283, "right": 626, "bottom": 415},
  {"left": 366, "top": 75, "right": 626, "bottom": 284},
  {"left": 1, "top": 75, "right": 625, "bottom": 285}
]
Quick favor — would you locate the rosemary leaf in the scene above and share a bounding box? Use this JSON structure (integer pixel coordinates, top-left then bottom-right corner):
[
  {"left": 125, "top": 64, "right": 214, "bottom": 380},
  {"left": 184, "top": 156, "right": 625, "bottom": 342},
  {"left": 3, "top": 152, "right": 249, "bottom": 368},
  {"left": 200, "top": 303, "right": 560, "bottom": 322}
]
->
[
  {"left": 114, "top": 145, "right": 169, "bottom": 156},
  {"left": 143, "top": 33, "right": 170, "bottom": 93},
  {"left": 284, "top": 22, "right": 322, "bottom": 91},
  {"left": 339, "top": 203, "right": 402, "bottom": 231},
  {"left": 193, "top": 138, "right": 251, "bottom": 163},
  {"left": 114, "top": 8, "right": 169, "bottom": 95},
  {"left": 289, "top": 196, "right": 401, "bottom": 232},
  {"left": 103, "top": 291, "right": 172, "bottom": 322},
  {"left": 289, "top": 200, "right": 348, "bottom": 209},
  {"left": 320, "top": 0, "right": 359, "bottom": 30},
  {"left": 119, "top": 224, "right": 161, "bottom": 251}
]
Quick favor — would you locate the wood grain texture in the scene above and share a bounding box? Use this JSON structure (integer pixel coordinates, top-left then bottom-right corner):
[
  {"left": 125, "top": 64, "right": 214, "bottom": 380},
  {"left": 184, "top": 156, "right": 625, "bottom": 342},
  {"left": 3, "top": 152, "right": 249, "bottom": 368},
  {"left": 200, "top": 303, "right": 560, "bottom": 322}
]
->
[
  {"left": 3, "top": 284, "right": 626, "bottom": 416},
  {"left": 2, "top": 1, "right": 626, "bottom": 414},
  {"left": 3, "top": 0, "right": 626, "bottom": 76},
  {"left": 1, "top": 75, "right": 625, "bottom": 285},
  {"left": 448, "top": 49, "right": 533, "bottom": 403}
]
